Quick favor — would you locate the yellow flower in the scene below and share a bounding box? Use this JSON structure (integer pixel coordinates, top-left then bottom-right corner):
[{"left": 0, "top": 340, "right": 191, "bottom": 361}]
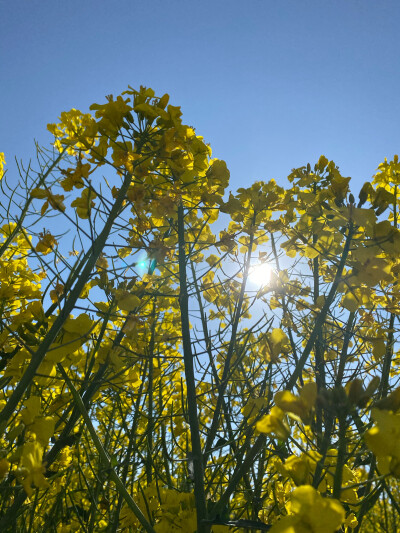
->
[
  {"left": 71, "top": 188, "right": 97, "bottom": 219},
  {"left": 115, "top": 290, "right": 141, "bottom": 312},
  {"left": 48, "top": 313, "right": 94, "bottom": 363},
  {"left": 206, "top": 159, "right": 230, "bottom": 188},
  {"left": 21, "top": 396, "right": 41, "bottom": 426},
  {"left": 31, "top": 187, "right": 66, "bottom": 214},
  {"left": 0, "top": 152, "right": 5, "bottom": 179},
  {"left": 270, "top": 485, "right": 345, "bottom": 533},
  {"left": 261, "top": 328, "right": 291, "bottom": 363},
  {"left": 30, "top": 416, "right": 56, "bottom": 446},
  {"left": 16, "top": 441, "right": 49, "bottom": 496},
  {"left": 344, "top": 513, "right": 358, "bottom": 531},
  {"left": 91, "top": 95, "right": 132, "bottom": 133},
  {"left": 256, "top": 406, "right": 290, "bottom": 440},
  {"left": 365, "top": 408, "right": 400, "bottom": 476},
  {"left": 242, "top": 397, "right": 269, "bottom": 425},
  {"left": 35, "top": 232, "right": 58, "bottom": 255},
  {"left": 282, "top": 455, "right": 309, "bottom": 486},
  {"left": 60, "top": 161, "right": 90, "bottom": 191},
  {"left": 47, "top": 108, "right": 95, "bottom": 154},
  {"left": 274, "top": 383, "right": 317, "bottom": 424}
]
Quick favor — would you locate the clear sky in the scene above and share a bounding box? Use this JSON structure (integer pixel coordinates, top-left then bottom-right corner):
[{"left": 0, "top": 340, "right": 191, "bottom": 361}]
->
[{"left": 1, "top": 0, "right": 400, "bottom": 194}]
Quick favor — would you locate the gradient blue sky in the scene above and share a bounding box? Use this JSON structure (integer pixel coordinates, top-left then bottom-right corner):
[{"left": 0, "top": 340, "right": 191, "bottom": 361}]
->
[{"left": 1, "top": 0, "right": 399, "bottom": 194}]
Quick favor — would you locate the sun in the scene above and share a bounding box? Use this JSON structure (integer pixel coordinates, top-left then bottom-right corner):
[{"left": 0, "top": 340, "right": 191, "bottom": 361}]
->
[{"left": 248, "top": 263, "right": 273, "bottom": 286}]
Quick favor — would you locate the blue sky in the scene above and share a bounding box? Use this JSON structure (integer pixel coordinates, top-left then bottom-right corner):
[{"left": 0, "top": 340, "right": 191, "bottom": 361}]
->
[{"left": 1, "top": 0, "right": 400, "bottom": 194}]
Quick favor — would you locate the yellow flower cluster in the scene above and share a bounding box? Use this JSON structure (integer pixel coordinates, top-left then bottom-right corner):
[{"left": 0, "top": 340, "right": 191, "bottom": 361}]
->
[{"left": 269, "top": 485, "right": 345, "bottom": 533}]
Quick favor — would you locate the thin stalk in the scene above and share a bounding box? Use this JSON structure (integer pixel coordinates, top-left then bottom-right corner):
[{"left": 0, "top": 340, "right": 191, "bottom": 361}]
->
[
  {"left": 204, "top": 215, "right": 256, "bottom": 459},
  {"left": 335, "top": 311, "right": 356, "bottom": 387},
  {"left": 177, "top": 201, "right": 208, "bottom": 533},
  {"left": 211, "top": 435, "right": 267, "bottom": 520},
  {"left": 287, "top": 223, "right": 354, "bottom": 390},
  {"left": 146, "top": 302, "right": 156, "bottom": 485},
  {"left": 57, "top": 363, "right": 156, "bottom": 533},
  {"left": 332, "top": 410, "right": 347, "bottom": 499},
  {"left": 0, "top": 149, "right": 66, "bottom": 259},
  {"left": 109, "top": 361, "right": 148, "bottom": 533},
  {"left": 0, "top": 171, "right": 132, "bottom": 435}
]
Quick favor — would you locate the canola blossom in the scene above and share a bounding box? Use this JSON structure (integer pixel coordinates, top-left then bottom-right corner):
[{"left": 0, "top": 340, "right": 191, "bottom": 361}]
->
[{"left": 0, "top": 87, "right": 399, "bottom": 531}]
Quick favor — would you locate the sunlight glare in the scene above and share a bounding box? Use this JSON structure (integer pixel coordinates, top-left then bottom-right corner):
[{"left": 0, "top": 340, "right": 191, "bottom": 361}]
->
[{"left": 248, "top": 263, "right": 272, "bottom": 286}]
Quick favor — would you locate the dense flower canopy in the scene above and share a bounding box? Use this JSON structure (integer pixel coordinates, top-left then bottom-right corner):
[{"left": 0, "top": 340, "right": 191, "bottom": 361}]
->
[{"left": 0, "top": 87, "right": 399, "bottom": 532}]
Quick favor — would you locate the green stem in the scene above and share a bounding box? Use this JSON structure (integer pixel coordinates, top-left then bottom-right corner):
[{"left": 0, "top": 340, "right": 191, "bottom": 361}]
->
[
  {"left": 333, "top": 410, "right": 347, "bottom": 499},
  {"left": 204, "top": 216, "right": 255, "bottom": 459},
  {"left": 0, "top": 171, "right": 132, "bottom": 435},
  {"left": 0, "top": 149, "right": 66, "bottom": 259},
  {"left": 177, "top": 201, "right": 208, "bottom": 533},
  {"left": 57, "top": 363, "right": 156, "bottom": 533},
  {"left": 287, "top": 223, "right": 354, "bottom": 390}
]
